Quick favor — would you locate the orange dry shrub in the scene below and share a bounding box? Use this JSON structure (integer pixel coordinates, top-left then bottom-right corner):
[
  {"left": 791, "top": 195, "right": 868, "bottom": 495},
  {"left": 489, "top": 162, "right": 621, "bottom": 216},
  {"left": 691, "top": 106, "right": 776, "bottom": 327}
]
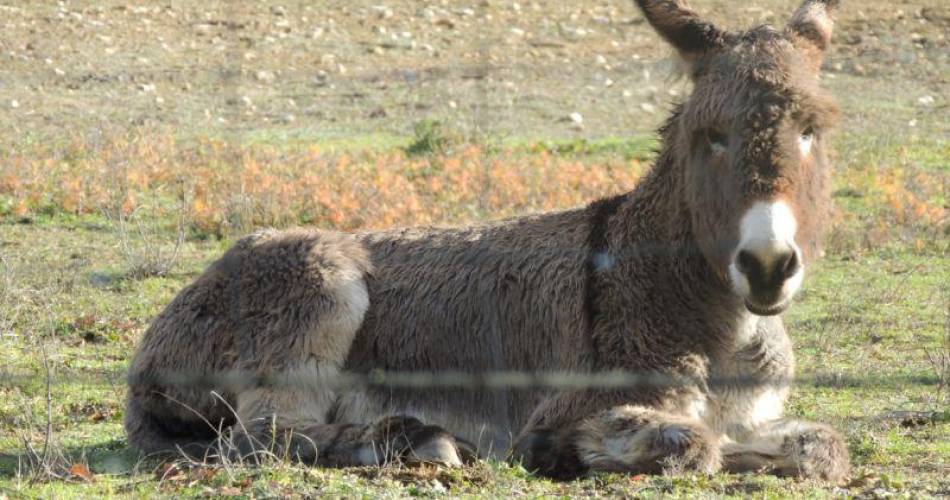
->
[{"left": 0, "top": 132, "right": 646, "bottom": 236}]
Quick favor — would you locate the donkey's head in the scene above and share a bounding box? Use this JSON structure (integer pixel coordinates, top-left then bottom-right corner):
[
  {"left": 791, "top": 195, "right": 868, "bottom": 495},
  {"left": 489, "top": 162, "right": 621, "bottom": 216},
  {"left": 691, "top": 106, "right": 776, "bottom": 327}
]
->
[{"left": 637, "top": 0, "right": 840, "bottom": 315}]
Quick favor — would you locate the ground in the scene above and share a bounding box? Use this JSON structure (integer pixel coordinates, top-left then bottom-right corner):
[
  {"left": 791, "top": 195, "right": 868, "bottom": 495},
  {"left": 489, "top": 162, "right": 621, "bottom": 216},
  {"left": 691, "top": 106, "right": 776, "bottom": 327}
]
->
[{"left": 0, "top": 0, "right": 948, "bottom": 498}]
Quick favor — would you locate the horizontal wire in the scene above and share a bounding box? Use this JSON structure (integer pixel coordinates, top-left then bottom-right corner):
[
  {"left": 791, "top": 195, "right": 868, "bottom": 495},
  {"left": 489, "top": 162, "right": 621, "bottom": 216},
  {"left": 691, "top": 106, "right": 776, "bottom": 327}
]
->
[{"left": 2, "top": 368, "right": 939, "bottom": 391}]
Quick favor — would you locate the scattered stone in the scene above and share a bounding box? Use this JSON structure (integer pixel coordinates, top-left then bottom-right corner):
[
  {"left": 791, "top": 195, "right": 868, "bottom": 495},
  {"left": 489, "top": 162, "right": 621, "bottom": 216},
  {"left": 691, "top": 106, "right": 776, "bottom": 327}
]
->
[
  {"left": 917, "top": 95, "right": 934, "bottom": 106},
  {"left": 255, "top": 70, "right": 276, "bottom": 82},
  {"left": 640, "top": 102, "right": 656, "bottom": 114},
  {"left": 10, "top": 99, "right": 19, "bottom": 109},
  {"left": 372, "top": 5, "right": 394, "bottom": 19}
]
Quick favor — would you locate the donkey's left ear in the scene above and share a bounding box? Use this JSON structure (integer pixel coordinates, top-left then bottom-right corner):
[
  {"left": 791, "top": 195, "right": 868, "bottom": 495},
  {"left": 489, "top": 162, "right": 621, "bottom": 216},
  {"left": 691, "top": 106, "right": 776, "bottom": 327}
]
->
[
  {"left": 786, "top": 0, "right": 840, "bottom": 70},
  {"left": 633, "top": 1, "right": 732, "bottom": 66}
]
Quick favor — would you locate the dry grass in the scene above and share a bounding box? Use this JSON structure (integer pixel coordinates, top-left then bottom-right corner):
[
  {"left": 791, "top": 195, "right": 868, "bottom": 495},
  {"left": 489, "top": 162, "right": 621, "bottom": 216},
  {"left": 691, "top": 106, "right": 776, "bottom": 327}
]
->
[{"left": 0, "top": 131, "right": 647, "bottom": 238}]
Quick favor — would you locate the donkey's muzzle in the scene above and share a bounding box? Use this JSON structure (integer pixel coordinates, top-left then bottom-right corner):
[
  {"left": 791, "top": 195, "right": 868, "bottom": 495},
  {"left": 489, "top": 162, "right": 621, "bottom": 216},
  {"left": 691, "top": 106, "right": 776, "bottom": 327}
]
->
[{"left": 734, "top": 245, "right": 802, "bottom": 315}]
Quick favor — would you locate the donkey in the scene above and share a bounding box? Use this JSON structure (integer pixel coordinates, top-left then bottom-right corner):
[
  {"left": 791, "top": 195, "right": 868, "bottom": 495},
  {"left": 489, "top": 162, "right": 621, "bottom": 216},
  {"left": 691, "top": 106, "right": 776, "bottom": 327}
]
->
[{"left": 126, "top": 0, "right": 850, "bottom": 481}]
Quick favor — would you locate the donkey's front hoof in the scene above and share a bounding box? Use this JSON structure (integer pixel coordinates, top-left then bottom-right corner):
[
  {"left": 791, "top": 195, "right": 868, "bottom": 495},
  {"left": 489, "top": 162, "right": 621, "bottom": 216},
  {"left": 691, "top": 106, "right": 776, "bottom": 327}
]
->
[
  {"left": 369, "top": 415, "right": 463, "bottom": 467},
  {"left": 780, "top": 424, "right": 850, "bottom": 482}
]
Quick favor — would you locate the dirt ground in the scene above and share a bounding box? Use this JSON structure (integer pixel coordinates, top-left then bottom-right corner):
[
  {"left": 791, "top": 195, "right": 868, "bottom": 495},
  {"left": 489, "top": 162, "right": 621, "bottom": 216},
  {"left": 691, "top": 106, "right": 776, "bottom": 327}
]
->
[{"left": 1, "top": 0, "right": 946, "bottom": 146}]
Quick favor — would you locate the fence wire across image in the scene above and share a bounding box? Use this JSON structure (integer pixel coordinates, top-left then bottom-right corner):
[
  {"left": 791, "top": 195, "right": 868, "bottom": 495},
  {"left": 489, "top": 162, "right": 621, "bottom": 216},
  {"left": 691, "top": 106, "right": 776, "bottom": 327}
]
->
[{"left": 5, "top": 367, "right": 943, "bottom": 393}]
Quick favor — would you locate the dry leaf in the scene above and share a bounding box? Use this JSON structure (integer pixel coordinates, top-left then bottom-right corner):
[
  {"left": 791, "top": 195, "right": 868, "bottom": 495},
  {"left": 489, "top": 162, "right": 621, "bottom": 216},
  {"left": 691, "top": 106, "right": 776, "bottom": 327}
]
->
[{"left": 69, "top": 463, "right": 94, "bottom": 482}]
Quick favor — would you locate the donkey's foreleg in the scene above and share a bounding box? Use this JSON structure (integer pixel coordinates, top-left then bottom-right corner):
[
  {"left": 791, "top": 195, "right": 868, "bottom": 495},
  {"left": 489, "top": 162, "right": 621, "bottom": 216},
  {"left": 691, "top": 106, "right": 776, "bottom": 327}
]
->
[
  {"left": 721, "top": 419, "right": 850, "bottom": 482},
  {"left": 513, "top": 405, "right": 721, "bottom": 479}
]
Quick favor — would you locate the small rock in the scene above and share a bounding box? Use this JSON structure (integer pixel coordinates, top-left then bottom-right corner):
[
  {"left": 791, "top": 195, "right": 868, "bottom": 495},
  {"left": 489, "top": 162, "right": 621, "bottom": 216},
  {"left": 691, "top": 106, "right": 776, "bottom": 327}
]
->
[
  {"left": 372, "top": 5, "right": 394, "bottom": 19},
  {"left": 510, "top": 28, "right": 525, "bottom": 37},
  {"left": 255, "top": 70, "right": 276, "bottom": 82},
  {"left": 10, "top": 99, "right": 19, "bottom": 109},
  {"left": 568, "top": 112, "right": 583, "bottom": 124},
  {"left": 917, "top": 95, "right": 935, "bottom": 106},
  {"left": 640, "top": 102, "right": 656, "bottom": 114},
  {"left": 595, "top": 54, "right": 607, "bottom": 65}
]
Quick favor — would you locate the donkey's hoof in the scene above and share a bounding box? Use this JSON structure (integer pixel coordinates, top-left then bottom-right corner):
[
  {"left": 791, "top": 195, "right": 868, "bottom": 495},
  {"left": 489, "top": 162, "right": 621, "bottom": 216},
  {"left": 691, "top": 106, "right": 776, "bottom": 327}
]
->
[
  {"left": 409, "top": 431, "right": 463, "bottom": 467},
  {"left": 369, "top": 415, "right": 463, "bottom": 467},
  {"left": 780, "top": 424, "right": 850, "bottom": 482}
]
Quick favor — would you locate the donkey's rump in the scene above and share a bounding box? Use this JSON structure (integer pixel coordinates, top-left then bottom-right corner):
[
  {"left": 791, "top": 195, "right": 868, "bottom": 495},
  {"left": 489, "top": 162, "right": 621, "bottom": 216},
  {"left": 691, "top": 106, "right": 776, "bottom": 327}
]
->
[{"left": 125, "top": 228, "right": 372, "bottom": 455}]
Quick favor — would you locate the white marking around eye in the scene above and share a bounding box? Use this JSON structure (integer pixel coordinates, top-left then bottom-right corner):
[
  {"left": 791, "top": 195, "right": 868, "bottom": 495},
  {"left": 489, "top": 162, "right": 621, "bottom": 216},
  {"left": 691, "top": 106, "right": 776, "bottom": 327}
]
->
[{"left": 798, "top": 133, "right": 813, "bottom": 156}]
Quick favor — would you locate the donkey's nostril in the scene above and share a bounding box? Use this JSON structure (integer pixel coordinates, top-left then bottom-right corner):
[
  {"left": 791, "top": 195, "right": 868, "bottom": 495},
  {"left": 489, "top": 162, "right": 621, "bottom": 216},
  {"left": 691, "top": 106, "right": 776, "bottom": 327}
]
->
[
  {"left": 778, "top": 251, "right": 800, "bottom": 279},
  {"left": 736, "top": 250, "right": 756, "bottom": 275}
]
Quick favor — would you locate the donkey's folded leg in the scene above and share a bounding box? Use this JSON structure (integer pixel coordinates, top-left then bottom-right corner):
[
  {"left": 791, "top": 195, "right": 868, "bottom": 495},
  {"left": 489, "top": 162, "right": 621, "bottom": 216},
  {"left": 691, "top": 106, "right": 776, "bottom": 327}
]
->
[
  {"left": 232, "top": 412, "right": 467, "bottom": 467},
  {"left": 721, "top": 419, "right": 850, "bottom": 482},
  {"left": 512, "top": 405, "right": 721, "bottom": 479}
]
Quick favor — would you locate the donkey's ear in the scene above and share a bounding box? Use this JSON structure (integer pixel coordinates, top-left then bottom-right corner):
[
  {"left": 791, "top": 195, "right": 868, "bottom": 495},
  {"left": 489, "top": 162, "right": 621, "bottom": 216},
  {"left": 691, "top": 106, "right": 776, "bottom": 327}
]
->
[
  {"left": 786, "top": 0, "right": 840, "bottom": 69},
  {"left": 633, "top": 0, "right": 730, "bottom": 64}
]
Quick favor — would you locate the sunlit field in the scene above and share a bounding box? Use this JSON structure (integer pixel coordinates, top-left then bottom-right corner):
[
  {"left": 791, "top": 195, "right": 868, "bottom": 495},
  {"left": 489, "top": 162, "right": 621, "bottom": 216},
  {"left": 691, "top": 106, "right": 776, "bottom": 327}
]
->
[{"left": 1, "top": 0, "right": 947, "bottom": 497}]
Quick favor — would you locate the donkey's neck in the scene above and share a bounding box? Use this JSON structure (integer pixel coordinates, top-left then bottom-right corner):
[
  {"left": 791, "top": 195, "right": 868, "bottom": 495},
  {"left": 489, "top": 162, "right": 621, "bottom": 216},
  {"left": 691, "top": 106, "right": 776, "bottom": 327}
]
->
[{"left": 605, "top": 147, "right": 747, "bottom": 347}]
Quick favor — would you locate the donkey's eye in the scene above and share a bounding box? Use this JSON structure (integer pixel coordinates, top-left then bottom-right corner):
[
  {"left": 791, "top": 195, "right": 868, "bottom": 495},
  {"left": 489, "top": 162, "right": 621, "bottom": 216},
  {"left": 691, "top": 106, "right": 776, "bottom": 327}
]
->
[
  {"left": 705, "top": 129, "right": 728, "bottom": 153},
  {"left": 798, "top": 126, "right": 815, "bottom": 155}
]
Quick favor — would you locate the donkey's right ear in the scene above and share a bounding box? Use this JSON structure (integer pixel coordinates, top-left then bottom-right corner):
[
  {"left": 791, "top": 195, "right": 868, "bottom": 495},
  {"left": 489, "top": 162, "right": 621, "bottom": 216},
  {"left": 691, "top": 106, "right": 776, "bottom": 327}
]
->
[
  {"left": 633, "top": 0, "right": 732, "bottom": 65},
  {"left": 786, "top": 0, "right": 840, "bottom": 71}
]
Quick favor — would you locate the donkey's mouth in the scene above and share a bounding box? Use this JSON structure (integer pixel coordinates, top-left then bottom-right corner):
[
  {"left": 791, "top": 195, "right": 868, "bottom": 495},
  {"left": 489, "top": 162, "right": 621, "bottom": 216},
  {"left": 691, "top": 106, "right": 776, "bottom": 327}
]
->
[{"left": 744, "top": 299, "right": 790, "bottom": 316}]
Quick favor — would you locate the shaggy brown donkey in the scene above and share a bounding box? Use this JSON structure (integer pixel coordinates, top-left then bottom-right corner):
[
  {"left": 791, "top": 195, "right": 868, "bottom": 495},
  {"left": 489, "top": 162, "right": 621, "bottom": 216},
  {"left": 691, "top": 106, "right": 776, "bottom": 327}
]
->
[{"left": 126, "top": 0, "right": 850, "bottom": 482}]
